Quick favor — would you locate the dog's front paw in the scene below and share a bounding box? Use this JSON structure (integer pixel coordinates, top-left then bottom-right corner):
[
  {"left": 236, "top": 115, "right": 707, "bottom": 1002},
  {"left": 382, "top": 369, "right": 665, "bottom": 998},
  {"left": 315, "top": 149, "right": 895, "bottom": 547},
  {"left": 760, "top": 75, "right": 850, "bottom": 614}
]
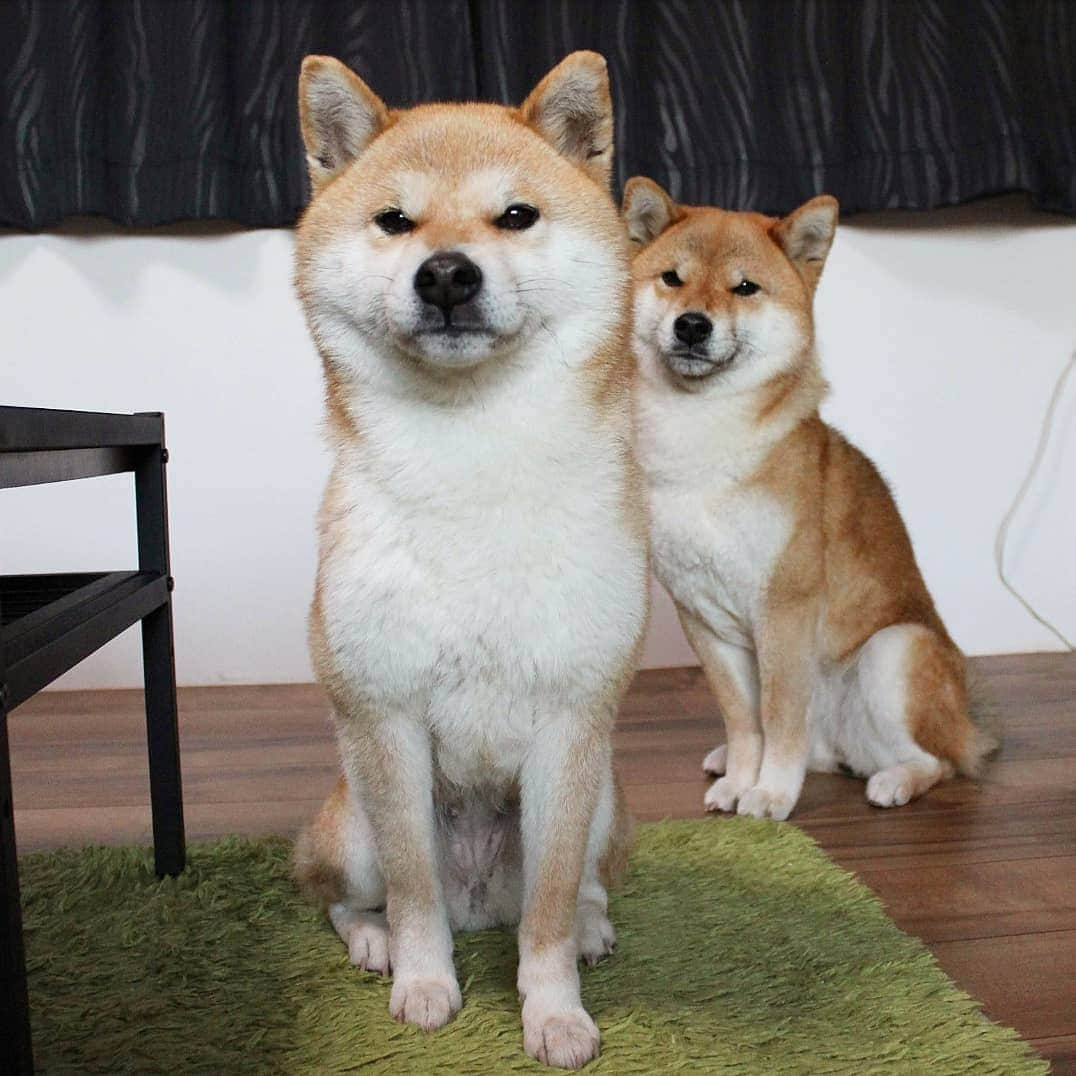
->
[
  {"left": 702, "top": 743, "right": 728, "bottom": 776},
  {"left": 389, "top": 975, "right": 462, "bottom": 1031},
  {"left": 523, "top": 999, "right": 600, "bottom": 1070},
  {"left": 576, "top": 910, "right": 616, "bottom": 967},
  {"left": 736, "top": 785, "right": 796, "bottom": 821},
  {"left": 704, "top": 775, "right": 748, "bottom": 813}
]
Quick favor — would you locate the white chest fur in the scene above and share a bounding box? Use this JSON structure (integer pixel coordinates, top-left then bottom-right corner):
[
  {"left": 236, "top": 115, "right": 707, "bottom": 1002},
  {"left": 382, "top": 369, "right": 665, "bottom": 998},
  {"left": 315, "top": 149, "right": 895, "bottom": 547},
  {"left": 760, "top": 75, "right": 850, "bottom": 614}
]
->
[
  {"left": 635, "top": 377, "right": 792, "bottom": 647},
  {"left": 648, "top": 484, "right": 789, "bottom": 646},
  {"left": 317, "top": 349, "right": 648, "bottom": 787}
]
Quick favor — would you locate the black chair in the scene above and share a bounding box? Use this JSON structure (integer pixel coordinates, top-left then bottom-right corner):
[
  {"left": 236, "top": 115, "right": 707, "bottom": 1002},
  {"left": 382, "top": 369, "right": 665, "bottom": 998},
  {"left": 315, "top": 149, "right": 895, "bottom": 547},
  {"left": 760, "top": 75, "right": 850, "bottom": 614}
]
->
[{"left": 0, "top": 406, "right": 186, "bottom": 1075}]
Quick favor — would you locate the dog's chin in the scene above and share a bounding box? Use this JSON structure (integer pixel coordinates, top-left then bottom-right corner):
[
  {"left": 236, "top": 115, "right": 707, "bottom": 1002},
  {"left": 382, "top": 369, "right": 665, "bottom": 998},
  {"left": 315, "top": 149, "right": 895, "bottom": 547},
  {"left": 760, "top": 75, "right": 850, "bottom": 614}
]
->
[{"left": 664, "top": 346, "right": 738, "bottom": 382}]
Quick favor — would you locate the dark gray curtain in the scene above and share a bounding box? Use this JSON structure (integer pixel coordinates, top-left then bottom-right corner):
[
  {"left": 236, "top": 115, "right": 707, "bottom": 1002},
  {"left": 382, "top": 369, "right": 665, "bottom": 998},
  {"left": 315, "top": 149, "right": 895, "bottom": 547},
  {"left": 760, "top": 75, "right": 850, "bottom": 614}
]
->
[{"left": 1, "top": 0, "right": 1073, "bottom": 229}]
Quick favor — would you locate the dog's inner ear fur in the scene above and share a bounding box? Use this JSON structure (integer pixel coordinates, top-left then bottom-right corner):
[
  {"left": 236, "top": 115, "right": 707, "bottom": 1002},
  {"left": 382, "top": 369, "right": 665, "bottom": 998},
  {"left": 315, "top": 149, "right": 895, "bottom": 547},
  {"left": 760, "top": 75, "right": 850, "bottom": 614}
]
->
[
  {"left": 771, "top": 195, "right": 839, "bottom": 291},
  {"left": 622, "top": 177, "right": 680, "bottom": 245},
  {"left": 519, "top": 51, "right": 614, "bottom": 187},
  {"left": 299, "top": 56, "right": 389, "bottom": 190}
]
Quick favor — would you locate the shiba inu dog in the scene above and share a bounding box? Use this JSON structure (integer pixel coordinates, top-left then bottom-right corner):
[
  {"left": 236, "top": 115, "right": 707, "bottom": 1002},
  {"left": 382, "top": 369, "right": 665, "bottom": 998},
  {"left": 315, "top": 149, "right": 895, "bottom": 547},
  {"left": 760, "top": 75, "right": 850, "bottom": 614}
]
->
[
  {"left": 624, "top": 177, "right": 995, "bottom": 821},
  {"left": 291, "top": 53, "right": 647, "bottom": 1068}
]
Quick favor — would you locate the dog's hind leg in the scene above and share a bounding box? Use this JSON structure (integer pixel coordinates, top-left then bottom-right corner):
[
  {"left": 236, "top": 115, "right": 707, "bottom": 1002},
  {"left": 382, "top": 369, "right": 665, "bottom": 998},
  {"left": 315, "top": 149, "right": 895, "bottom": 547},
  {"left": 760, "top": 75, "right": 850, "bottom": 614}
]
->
[
  {"left": 701, "top": 743, "right": 727, "bottom": 776},
  {"left": 329, "top": 906, "right": 391, "bottom": 976},
  {"left": 576, "top": 769, "right": 633, "bottom": 967},
  {"left": 866, "top": 757, "right": 947, "bottom": 807},
  {"left": 848, "top": 625, "right": 957, "bottom": 808},
  {"left": 293, "top": 775, "right": 390, "bottom": 974}
]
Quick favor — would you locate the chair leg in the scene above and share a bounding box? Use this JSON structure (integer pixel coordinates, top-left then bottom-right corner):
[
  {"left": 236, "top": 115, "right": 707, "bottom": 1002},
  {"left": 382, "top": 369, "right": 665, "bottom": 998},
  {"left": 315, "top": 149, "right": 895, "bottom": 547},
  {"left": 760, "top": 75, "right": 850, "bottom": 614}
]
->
[
  {"left": 0, "top": 706, "right": 34, "bottom": 1073},
  {"left": 141, "top": 600, "right": 185, "bottom": 878},
  {"left": 135, "top": 428, "right": 186, "bottom": 879}
]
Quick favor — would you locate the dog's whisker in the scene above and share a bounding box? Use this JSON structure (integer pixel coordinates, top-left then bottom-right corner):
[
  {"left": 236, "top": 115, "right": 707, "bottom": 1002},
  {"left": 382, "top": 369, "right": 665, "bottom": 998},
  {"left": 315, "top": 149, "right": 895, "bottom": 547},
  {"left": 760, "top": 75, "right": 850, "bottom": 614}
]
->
[{"left": 537, "top": 316, "right": 569, "bottom": 369}]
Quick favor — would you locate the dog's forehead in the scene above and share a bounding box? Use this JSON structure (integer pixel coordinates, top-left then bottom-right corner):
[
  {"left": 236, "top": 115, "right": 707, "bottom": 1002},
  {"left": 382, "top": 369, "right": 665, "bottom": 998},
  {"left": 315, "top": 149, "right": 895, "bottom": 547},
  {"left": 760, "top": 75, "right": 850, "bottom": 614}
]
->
[
  {"left": 393, "top": 167, "right": 519, "bottom": 215},
  {"left": 385, "top": 107, "right": 540, "bottom": 178},
  {"left": 348, "top": 105, "right": 552, "bottom": 212},
  {"left": 676, "top": 210, "right": 776, "bottom": 261}
]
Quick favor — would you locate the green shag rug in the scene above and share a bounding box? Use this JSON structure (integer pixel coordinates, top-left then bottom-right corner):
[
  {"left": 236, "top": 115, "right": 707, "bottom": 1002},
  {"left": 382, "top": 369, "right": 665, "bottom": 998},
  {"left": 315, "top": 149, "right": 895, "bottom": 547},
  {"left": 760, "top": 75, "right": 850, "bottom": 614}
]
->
[{"left": 21, "top": 819, "right": 1045, "bottom": 1074}]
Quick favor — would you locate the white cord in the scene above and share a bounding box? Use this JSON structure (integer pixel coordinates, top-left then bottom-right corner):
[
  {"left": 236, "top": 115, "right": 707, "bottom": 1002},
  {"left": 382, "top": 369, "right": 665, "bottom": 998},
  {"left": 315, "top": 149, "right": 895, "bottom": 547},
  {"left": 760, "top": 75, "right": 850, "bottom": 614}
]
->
[{"left": 993, "top": 348, "right": 1076, "bottom": 651}]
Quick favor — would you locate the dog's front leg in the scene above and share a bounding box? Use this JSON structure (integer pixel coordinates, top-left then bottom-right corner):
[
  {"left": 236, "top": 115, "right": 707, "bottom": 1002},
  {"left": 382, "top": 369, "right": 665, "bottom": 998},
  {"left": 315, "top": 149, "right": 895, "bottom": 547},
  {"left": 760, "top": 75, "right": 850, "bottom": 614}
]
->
[
  {"left": 337, "top": 714, "right": 460, "bottom": 1030},
  {"left": 738, "top": 599, "right": 818, "bottom": 821},
  {"left": 518, "top": 714, "right": 608, "bottom": 1069}
]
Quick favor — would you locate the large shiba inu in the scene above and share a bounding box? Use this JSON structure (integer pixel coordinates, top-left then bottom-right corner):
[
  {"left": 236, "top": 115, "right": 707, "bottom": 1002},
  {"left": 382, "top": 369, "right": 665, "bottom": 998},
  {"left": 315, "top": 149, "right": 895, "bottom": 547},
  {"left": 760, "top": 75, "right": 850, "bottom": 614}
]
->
[
  {"left": 291, "top": 53, "right": 647, "bottom": 1068},
  {"left": 624, "top": 178, "right": 995, "bottom": 822}
]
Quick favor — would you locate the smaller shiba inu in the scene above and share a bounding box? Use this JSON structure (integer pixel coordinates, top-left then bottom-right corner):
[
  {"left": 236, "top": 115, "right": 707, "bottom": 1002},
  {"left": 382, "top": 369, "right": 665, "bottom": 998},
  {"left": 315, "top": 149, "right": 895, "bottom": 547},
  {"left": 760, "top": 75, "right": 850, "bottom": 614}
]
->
[{"left": 624, "top": 178, "right": 995, "bottom": 821}]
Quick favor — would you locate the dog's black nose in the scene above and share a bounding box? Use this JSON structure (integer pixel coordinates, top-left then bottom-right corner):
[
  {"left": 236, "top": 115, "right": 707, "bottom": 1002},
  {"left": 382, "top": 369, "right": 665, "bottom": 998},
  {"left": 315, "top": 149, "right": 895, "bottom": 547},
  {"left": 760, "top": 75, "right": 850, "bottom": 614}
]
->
[
  {"left": 414, "top": 252, "right": 483, "bottom": 312},
  {"left": 673, "top": 312, "right": 713, "bottom": 346}
]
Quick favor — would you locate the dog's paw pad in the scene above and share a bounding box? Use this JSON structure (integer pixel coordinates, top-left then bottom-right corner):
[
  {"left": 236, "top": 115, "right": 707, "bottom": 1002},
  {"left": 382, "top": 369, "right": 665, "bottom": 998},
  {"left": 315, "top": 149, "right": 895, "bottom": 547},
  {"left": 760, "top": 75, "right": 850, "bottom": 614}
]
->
[
  {"left": 704, "top": 775, "right": 743, "bottom": 813},
  {"left": 524, "top": 1007, "right": 600, "bottom": 1069},
  {"left": 736, "top": 786, "right": 795, "bottom": 821},
  {"left": 389, "top": 976, "right": 462, "bottom": 1031},
  {"left": 702, "top": 743, "right": 728, "bottom": 776}
]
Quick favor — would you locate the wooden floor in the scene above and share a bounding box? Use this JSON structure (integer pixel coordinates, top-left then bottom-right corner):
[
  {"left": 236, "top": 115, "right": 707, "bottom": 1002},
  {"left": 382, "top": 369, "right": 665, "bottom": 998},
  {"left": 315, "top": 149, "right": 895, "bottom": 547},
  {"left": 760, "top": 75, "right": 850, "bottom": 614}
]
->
[{"left": 8, "top": 652, "right": 1075, "bottom": 1071}]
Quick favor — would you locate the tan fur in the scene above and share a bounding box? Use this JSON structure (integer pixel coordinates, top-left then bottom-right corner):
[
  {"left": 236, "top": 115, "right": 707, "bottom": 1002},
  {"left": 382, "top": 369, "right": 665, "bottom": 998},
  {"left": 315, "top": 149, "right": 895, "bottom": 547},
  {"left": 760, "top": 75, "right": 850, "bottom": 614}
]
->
[
  {"left": 597, "top": 773, "right": 635, "bottom": 889},
  {"left": 627, "top": 180, "right": 995, "bottom": 817},
  {"left": 520, "top": 726, "right": 607, "bottom": 954},
  {"left": 751, "top": 413, "right": 989, "bottom": 773},
  {"left": 293, "top": 775, "right": 348, "bottom": 909}
]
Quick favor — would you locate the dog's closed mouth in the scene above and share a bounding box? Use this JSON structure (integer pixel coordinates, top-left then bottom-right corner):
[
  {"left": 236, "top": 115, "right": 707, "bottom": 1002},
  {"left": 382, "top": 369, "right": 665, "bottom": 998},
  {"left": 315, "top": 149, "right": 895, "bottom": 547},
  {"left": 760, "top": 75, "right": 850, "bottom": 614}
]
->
[
  {"left": 416, "top": 311, "right": 494, "bottom": 337},
  {"left": 416, "top": 324, "right": 493, "bottom": 336},
  {"left": 666, "top": 346, "right": 739, "bottom": 379}
]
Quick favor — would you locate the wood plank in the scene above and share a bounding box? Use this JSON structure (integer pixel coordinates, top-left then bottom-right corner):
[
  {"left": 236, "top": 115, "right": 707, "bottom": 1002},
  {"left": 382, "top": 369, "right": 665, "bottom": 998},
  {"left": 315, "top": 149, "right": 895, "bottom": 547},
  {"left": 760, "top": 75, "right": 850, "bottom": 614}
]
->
[
  {"left": 13, "top": 798, "right": 331, "bottom": 851},
  {"left": 853, "top": 855, "right": 1076, "bottom": 942},
  {"left": 929, "top": 930, "right": 1076, "bottom": 1043},
  {"left": 1029, "top": 1035, "right": 1076, "bottom": 1073}
]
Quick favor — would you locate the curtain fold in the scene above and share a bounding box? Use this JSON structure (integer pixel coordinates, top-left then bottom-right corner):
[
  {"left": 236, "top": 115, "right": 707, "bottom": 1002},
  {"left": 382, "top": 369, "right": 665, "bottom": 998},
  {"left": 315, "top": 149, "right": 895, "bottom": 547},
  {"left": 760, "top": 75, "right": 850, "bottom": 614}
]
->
[{"left": 1, "top": 0, "right": 1072, "bottom": 230}]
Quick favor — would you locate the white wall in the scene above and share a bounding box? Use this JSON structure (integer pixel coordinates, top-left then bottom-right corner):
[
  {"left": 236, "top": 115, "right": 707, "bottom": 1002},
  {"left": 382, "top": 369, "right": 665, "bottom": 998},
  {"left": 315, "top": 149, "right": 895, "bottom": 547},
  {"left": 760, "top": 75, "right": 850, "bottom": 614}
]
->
[{"left": 1, "top": 195, "right": 1073, "bottom": 689}]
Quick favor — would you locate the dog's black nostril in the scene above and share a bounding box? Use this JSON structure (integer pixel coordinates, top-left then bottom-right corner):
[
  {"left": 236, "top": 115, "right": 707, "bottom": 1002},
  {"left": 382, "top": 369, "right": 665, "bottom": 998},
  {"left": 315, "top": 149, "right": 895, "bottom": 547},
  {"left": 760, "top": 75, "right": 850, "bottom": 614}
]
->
[
  {"left": 673, "top": 312, "right": 713, "bottom": 346},
  {"left": 413, "top": 251, "right": 483, "bottom": 313}
]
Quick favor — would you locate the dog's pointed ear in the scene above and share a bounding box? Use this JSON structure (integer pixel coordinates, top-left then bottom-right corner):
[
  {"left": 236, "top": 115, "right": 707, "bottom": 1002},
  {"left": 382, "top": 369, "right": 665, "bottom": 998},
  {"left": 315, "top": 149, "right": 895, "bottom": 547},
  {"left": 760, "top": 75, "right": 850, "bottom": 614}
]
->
[
  {"left": 519, "top": 51, "right": 614, "bottom": 187},
  {"left": 299, "top": 55, "right": 390, "bottom": 191},
  {"left": 622, "top": 177, "right": 681, "bottom": 246},
  {"left": 771, "top": 195, "right": 839, "bottom": 292}
]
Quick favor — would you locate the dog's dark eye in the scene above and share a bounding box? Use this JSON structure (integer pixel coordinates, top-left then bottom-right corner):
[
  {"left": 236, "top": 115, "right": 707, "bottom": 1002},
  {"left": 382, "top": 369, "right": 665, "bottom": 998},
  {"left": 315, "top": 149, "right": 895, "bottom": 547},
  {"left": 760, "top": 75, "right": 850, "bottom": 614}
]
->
[
  {"left": 374, "top": 209, "right": 415, "bottom": 235},
  {"left": 494, "top": 204, "right": 540, "bottom": 230},
  {"left": 732, "top": 279, "right": 760, "bottom": 296},
  {"left": 661, "top": 270, "right": 683, "bottom": 287}
]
